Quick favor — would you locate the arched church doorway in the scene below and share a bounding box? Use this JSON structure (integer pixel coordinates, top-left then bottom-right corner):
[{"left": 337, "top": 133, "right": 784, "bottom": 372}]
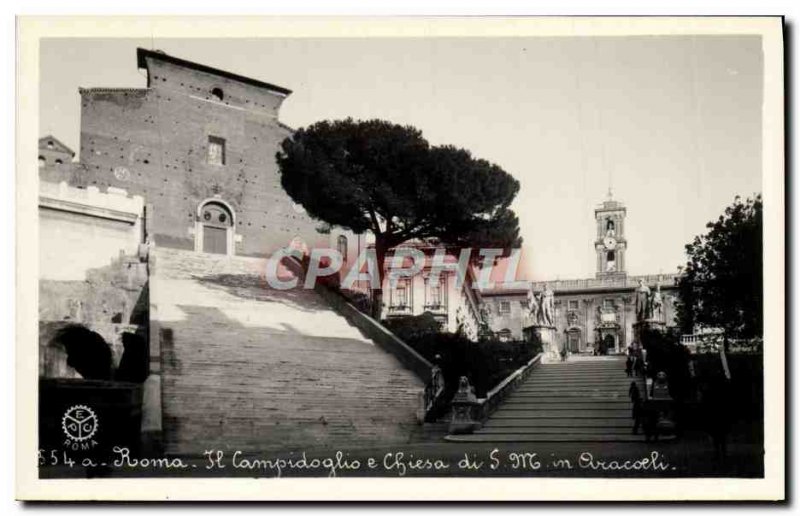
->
[
  {"left": 196, "top": 200, "right": 234, "bottom": 255},
  {"left": 566, "top": 329, "right": 581, "bottom": 353},
  {"left": 601, "top": 334, "right": 615, "bottom": 355}
]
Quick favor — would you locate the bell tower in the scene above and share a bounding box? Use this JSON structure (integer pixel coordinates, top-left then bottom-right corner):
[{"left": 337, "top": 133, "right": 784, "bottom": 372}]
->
[{"left": 594, "top": 190, "right": 627, "bottom": 278}]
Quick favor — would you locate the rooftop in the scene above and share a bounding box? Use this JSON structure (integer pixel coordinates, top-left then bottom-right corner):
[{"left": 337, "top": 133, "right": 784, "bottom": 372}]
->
[
  {"left": 482, "top": 272, "right": 681, "bottom": 296},
  {"left": 136, "top": 48, "right": 292, "bottom": 97},
  {"left": 38, "top": 135, "right": 75, "bottom": 157}
]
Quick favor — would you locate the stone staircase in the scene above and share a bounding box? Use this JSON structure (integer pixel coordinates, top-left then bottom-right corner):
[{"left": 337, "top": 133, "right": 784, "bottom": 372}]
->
[
  {"left": 149, "top": 247, "right": 426, "bottom": 455},
  {"left": 448, "top": 356, "right": 646, "bottom": 442}
]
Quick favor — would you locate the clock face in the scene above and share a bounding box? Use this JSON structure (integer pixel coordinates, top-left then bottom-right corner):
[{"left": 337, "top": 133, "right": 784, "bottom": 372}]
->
[{"left": 603, "top": 236, "right": 617, "bottom": 249}]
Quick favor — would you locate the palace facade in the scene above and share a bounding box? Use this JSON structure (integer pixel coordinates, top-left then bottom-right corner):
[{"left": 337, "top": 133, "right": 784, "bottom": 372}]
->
[{"left": 482, "top": 194, "right": 679, "bottom": 354}]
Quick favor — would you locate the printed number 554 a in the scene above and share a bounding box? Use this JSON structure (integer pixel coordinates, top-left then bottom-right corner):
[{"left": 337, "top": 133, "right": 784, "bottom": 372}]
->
[{"left": 38, "top": 450, "right": 75, "bottom": 467}]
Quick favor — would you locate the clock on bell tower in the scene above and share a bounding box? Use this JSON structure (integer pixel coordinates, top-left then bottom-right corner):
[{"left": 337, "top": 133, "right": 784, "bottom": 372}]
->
[{"left": 594, "top": 190, "right": 627, "bottom": 278}]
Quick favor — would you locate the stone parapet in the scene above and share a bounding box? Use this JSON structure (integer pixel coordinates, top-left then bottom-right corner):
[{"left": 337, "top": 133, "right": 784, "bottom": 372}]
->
[{"left": 39, "top": 181, "right": 144, "bottom": 224}]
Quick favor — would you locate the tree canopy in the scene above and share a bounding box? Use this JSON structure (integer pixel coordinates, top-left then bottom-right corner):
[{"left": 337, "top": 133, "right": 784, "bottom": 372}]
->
[
  {"left": 675, "top": 194, "right": 763, "bottom": 338},
  {"left": 276, "top": 118, "right": 522, "bottom": 316},
  {"left": 276, "top": 118, "right": 522, "bottom": 253}
]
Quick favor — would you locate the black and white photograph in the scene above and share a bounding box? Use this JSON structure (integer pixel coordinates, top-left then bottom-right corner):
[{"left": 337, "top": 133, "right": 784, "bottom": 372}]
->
[{"left": 14, "top": 15, "right": 785, "bottom": 501}]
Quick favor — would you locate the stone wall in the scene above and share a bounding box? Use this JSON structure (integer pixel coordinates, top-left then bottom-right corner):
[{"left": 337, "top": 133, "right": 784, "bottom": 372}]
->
[
  {"left": 39, "top": 181, "right": 144, "bottom": 281},
  {"left": 38, "top": 181, "right": 148, "bottom": 378}
]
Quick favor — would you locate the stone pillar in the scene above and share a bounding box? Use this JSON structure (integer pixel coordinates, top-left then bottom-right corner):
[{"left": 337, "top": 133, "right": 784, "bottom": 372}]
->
[
  {"left": 449, "top": 377, "right": 482, "bottom": 434},
  {"left": 633, "top": 319, "right": 667, "bottom": 346},
  {"left": 648, "top": 371, "right": 676, "bottom": 440},
  {"left": 529, "top": 325, "right": 559, "bottom": 363}
]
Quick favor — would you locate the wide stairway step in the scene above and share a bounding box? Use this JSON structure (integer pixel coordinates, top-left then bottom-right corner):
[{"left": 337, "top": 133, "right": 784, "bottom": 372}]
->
[
  {"left": 490, "top": 408, "right": 632, "bottom": 418},
  {"left": 500, "top": 401, "right": 631, "bottom": 409},
  {"left": 477, "top": 426, "right": 635, "bottom": 435},
  {"left": 483, "top": 417, "right": 632, "bottom": 428}
]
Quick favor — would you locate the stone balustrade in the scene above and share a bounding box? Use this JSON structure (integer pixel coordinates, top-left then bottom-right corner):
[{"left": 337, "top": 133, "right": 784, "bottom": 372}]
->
[{"left": 448, "top": 353, "right": 542, "bottom": 434}]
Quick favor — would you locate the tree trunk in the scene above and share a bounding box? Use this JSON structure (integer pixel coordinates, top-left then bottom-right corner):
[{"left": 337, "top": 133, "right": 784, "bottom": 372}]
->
[{"left": 370, "top": 239, "right": 388, "bottom": 320}]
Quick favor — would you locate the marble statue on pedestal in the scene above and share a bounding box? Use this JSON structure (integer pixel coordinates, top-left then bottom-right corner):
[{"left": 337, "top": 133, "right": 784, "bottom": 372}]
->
[
  {"left": 651, "top": 284, "right": 663, "bottom": 322},
  {"left": 540, "top": 285, "right": 555, "bottom": 327},
  {"left": 526, "top": 287, "right": 540, "bottom": 326},
  {"left": 635, "top": 279, "right": 651, "bottom": 322}
]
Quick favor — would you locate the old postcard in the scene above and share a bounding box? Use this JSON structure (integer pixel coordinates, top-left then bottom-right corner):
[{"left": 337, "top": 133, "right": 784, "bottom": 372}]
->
[{"left": 15, "top": 16, "right": 785, "bottom": 501}]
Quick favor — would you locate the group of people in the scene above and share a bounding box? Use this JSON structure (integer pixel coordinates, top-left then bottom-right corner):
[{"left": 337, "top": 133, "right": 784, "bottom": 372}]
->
[{"left": 624, "top": 344, "right": 645, "bottom": 377}]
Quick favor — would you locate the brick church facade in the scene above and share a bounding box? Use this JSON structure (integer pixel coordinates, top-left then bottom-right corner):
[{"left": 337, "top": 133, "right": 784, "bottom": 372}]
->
[{"left": 56, "top": 48, "right": 325, "bottom": 257}]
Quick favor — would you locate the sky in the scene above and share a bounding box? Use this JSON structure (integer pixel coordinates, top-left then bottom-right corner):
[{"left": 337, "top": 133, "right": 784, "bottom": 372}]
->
[{"left": 39, "top": 36, "right": 763, "bottom": 281}]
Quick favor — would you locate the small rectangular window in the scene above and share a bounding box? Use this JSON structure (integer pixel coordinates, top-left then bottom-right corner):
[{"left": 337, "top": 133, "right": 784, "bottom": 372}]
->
[
  {"left": 392, "top": 279, "right": 410, "bottom": 309},
  {"left": 208, "top": 136, "right": 226, "bottom": 165},
  {"left": 425, "top": 276, "right": 447, "bottom": 310},
  {"left": 603, "top": 298, "right": 614, "bottom": 309},
  {"left": 568, "top": 300, "right": 579, "bottom": 310},
  {"left": 499, "top": 301, "right": 511, "bottom": 314}
]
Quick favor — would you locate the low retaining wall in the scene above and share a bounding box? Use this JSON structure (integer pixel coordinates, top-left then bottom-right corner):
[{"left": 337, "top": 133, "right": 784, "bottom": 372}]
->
[{"left": 477, "top": 353, "right": 542, "bottom": 422}]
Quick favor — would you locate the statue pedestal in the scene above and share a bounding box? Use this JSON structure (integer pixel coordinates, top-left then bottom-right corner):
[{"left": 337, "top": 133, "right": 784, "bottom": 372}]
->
[
  {"left": 633, "top": 319, "right": 666, "bottom": 345},
  {"left": 525, "top": 325, "right": 559, "bottom": 363}
]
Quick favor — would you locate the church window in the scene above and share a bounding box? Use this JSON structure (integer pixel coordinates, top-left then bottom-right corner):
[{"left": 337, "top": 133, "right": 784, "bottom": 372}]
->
[
  {"left": 55, "top": 159, "right": 63, "bottom": 165},
  {"left": 207, "top": 136, "right": 226, "bottom": 165},
  {"left": 47, "top": 140, "right": 54, "bottom": 149},
  {"left": 498, "top": 301, "right": 511, "bottom": 314}
]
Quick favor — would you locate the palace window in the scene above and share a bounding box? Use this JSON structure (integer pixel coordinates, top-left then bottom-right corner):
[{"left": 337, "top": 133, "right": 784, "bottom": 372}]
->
[
  {"left": 425, "top": 276, "right": 446, "bottom": 310},
  {"left": 337, "top": 235, "right": 348, "bottom": 262},
  {"left": 392, "top": 279, "right": 410, "bottom": 309},
  {"left": 568, "top": 300, "right": 579, "bottom": 310},
  {"left": 498, "top": 301, "right": 511, "bottom": 314},
  {"left": 207, "top": 136, "right": 226, "bottom": 165},
  {"left": 603, "top": 298, "right": 614, "bottom": 309}
]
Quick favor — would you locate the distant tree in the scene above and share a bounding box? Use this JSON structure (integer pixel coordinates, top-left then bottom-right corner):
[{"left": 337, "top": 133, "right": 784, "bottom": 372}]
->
[
  {"left": 675, "top": 194, "right": 763, "bottom": 338},
  {"left": 276, "top": 118, "right": 522, "bottom": 317}
]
